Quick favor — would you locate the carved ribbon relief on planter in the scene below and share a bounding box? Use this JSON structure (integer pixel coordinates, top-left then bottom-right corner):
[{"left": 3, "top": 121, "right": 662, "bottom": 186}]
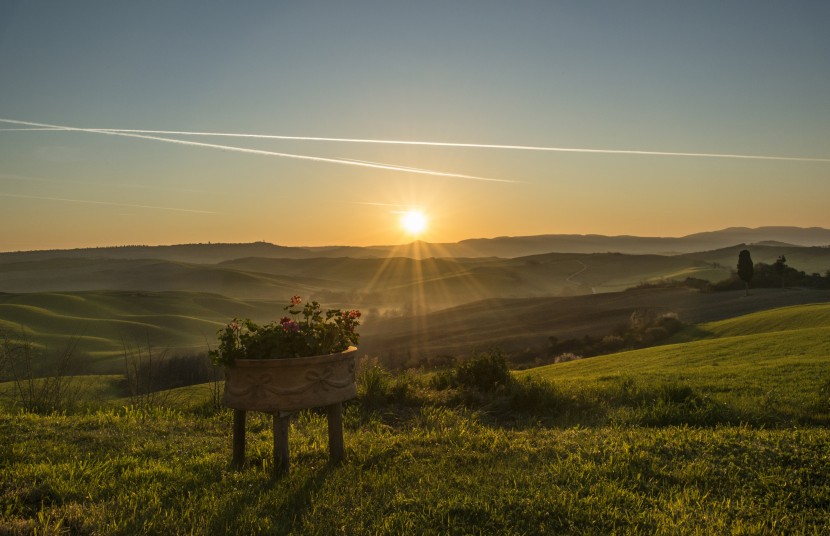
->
[
  {"left": 224, "top": 348, "right": 358, "bottom": 412},
  {"left": 225, "top": 365, "right": 354, "bottom": 400}
]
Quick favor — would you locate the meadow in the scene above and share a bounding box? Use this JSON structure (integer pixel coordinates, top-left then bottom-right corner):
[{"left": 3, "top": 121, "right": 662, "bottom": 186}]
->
[
  {"left": 3, "top": 238, "right": 829, "bottom": 371},
  {"left": 2, "top": 303, "right": 829, "bottom": 534},
  {"left": 3, "top": 286, "right": 829, "bottom": 375}
]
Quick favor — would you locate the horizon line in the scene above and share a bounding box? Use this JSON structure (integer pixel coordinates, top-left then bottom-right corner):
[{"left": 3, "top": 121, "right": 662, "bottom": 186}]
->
[{"left": 2, "top": 225, "right": 828, "bottom": 255}]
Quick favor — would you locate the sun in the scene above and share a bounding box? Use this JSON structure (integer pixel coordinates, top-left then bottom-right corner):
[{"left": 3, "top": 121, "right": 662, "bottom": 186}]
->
[{"left": 400, "top": 210, "right": 427, "bottom": 236}]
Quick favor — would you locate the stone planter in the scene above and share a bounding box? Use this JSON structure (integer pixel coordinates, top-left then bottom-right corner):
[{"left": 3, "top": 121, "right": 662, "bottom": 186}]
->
[
  {"left": 223, "top": 346, "right": 357, "bottom": 475},
  {"left": 224, "top": 346, "right": 357, "bottom": 412}
]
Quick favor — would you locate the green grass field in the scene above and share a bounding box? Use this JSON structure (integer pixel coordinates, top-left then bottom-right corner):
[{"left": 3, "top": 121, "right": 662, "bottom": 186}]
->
[
  {"left": 522, "top": 303, "right": 830, "bottom": 427},
  {"left": 0, "top": 291, "right": 292, "bottom": 373},
  {"left": 2, "top": 303, "right": 829, "bottom": 534},
  {"left": 3, "top": 407, "right": 828, "bottom": 535}
]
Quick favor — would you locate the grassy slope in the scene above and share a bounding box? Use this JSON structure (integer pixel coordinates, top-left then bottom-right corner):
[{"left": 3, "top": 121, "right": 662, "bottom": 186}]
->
[
  {"left": 0, "top": 258, "right": 329, "bottom": 299},
  {"left": 523, "top": 303, "right": 830, "bottom": 425},
  {"left": 2, "top": 304, "right": 830, "bottom": 534},
  {"left": 362, "top": 287, "right": 830, "bottom": 359},
  {"left": 3, "top": 287, "right": 829, "bottom": 374},
  {"left": 695, "top": 302, "right": 830, "bottom": 337},
  {"left": 0, "top": 291, "right": 288, "bottom": 373}
]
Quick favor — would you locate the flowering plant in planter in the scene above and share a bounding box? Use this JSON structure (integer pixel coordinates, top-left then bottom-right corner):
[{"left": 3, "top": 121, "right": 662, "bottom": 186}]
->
[{"left": 210, "top": 295, "right": 361, "bottom": 367}]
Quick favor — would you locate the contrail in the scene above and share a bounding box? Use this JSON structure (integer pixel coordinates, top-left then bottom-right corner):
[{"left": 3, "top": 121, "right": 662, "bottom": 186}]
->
[
  {"left": 0, "top": 171, "right": 207, "bottom": 194},
  {"left": 0, "top": 192, "right": 218, "bottom": 214},
  {"left": 0, "top": 119, "right": 515, "bottom": 183},
  {"left": 0, "top": 128, "right": 60, "bottom": 132},
  {"left": 9, "top": 123, "right": 830, "bottom": 163},
  {"left": 344, "top": 201, "right": 408, "bottom": 207}
]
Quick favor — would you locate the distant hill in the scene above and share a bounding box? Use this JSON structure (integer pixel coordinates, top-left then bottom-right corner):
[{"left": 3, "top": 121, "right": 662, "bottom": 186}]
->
[
  {"left": 681, "top": 244, "right": 830, "bottom": 276},
  {"left": 0, "top": 251, "right": 727, "bottom": 306},
  {"left": 0, "top": 290, "right": 286, "bottom": 373},
  {"left": 2, "top": 246, "right": 828, "bottom": 308},
  {"left": 359, "top": 287, "right": 830, "bottom": 363},
  {"left": 404, "top": 227, "right": 830, "bottom": 258},
  {"left": 2, "top": 226, "right": 829, "bottom": 262},
  {"left": 3, "top": 287, "right": 828, "bottom": 374}
]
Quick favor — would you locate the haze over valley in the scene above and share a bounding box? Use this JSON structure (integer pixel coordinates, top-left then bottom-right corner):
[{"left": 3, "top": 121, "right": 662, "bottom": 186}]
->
[{"left": 2, "top": 226, "right": 829, "bottom": 372}]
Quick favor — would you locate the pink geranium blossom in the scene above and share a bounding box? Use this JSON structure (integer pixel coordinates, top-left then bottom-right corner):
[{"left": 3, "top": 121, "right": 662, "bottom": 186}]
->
[{"left": 210, "top": 295, "right": 360, "bottom": 365}]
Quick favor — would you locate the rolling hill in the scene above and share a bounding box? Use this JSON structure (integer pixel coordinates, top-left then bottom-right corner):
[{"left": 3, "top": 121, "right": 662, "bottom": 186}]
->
[
  {"left": 360, "top": 287, "right": 830, "bottom": 362},
  {"left": 2, "top": 226, "right": 829, "bottom": 262},
  {"left": 681, "top": 244, "right": 830, "bottom": 276},
  {"left": 522, "top": 302, "right": 830, "bottom": 425},
  {"left": 8, "top": 246, "right": 823, "bottom": 307},
  {"left": 3, "top": 285, "right": 829, "bottom": 374},
  {"left": 0, "top": 291, "right": 288, "bottom": 373},
  {"left": 1, "top": 226, "right": 828, "bottom": 374},
  {"left": 0, "top": 252, "right": 714, "bottom": 306}
]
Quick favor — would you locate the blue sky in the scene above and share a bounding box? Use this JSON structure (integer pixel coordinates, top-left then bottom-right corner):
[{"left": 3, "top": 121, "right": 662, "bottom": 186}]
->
[{"left": 1, "top": 1, "right": 829, "bottom": 250}]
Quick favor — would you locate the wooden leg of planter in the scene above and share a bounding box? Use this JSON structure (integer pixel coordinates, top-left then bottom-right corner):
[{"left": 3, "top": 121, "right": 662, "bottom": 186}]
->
[
  {"left": 273, "top": 413, "right": 291, "bottom": 476},
  {"left": 327, "top": 402, "right": 345, "bottom": 463},
  {"left": 232, "top": 409, "right": 246, "bottom": 469}
]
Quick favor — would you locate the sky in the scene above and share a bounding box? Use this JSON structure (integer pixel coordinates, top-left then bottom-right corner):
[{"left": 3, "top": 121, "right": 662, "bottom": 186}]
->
[{"left": 1, "top": 1, "right": 829, "bottom": 251}]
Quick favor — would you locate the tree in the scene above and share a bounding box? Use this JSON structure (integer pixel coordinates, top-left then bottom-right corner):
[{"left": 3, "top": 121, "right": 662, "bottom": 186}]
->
[
  {"left": 737, "top": 249, "right": 754, "bottom": 296},
  {"left": 774, "top": 255, "right": 787, "bottom": 287}
]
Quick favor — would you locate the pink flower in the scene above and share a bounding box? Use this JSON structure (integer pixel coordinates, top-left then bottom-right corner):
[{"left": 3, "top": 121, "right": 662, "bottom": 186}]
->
[
  {"left": 281, "top": 320, "right": 300, "bottom": 332},
  {"left": 290, "top": 295, "right": 302, "bottom": 306}
]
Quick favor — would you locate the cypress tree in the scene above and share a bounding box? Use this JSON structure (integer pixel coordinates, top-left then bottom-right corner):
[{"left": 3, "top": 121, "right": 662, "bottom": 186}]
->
[{"left": 737, "top": 249, "right": 754, "bottom": 296}]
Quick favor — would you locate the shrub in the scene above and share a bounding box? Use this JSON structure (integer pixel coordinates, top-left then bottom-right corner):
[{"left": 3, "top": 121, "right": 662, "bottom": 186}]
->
[
  {"left": 357, "top": 362, "right": 390, "bottom": 407},
  {"left": 122, "top": 345, "right": 220, "bottom": 404},
  {"left": 643, "top": 326, "right": 669, "bottom": 344},
  {"left": 553, "top": 352, "right": 582, "bottom": 364},
  {"left": 0, "top": 328, "right": 84, "bottom": 414},
  {"left": 454, "top": 349, "right": 512, "bottom": 392},
  {"left": 429, "top": 349, "right": 513, "bottom": 393},
  {"left": 429, "top": 369, "right": 456, "bottom": 391}
]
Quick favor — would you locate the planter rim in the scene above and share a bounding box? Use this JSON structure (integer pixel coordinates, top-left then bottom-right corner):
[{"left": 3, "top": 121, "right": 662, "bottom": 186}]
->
[{"left": 229, "top": 346, "right": 357, "bottom": 368}]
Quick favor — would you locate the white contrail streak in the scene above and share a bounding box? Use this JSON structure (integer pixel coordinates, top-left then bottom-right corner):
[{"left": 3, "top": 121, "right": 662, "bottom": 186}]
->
[
  {"left": 10, "top": 123, "right": 829, "bottom": 164},
  {"left": 0, "top": 128, "right": 60, "bottom": 132},
  {"left": 0, "top": 119, "right": 515, "bottom": 183},
  {"left": 344, "top": 201, "right": 408, "bottom": 207},
  {"left": 0, "top": 172, "right": 207, "bottom": 194},
  {"left": 0, "top": 192, "right": 217, "bottom": 214}
]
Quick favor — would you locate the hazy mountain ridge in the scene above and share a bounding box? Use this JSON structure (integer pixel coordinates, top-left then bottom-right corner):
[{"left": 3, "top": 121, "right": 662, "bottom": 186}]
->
[
  {"left": 0, "top": 251, "right": 720, "bottom": 303},
  {"left": 2, "top": 226, "right": 829, "bottom": 263},
  {"left": 2, "top": 244, "right": 829, "bottom": 306}
]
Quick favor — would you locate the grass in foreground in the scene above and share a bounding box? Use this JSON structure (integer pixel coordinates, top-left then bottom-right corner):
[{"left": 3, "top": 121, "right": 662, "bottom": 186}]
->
[
  {"left": 2, "top": 406, "right": 829, "bottom": 535},
  {"left": 2, "top": 303, "right": 830, "bottom": 534}
]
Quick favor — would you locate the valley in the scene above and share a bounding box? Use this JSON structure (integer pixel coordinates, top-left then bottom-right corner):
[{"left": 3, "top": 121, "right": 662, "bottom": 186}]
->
[{"left": 2, "top": 229, "right": 828, "bottom": 371}]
